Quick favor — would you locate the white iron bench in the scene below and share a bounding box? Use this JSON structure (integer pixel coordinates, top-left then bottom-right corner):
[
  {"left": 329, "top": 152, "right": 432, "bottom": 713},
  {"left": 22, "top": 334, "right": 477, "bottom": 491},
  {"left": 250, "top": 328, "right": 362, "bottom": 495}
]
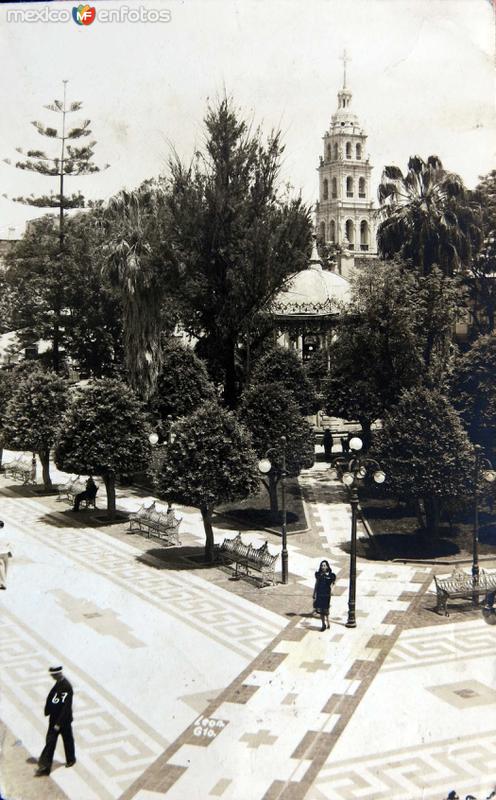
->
[
  {"left": 218, "top": 533, "right": 278, "bottom": 587},
  {"left": 434, "top": 565, "right": 496, "bottom": 616},
  {"left": 128, "top": 501, "right": 182, "bottom": 546},
  {"left": 57, "top": 476, "right": 98, "bottom": 509},
  {"left": 3, "top": 455, "right": 36, "bottom": 485}
]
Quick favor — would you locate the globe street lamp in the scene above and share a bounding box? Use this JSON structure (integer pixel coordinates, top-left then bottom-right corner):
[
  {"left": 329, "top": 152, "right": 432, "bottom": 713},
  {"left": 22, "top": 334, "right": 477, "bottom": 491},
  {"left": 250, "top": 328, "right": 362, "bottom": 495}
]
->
[
  {"left": 329, "top": 436, "right": 385, "bottom": 628},
  {"left": 258, "top": 435, "right": 288, "bottom": 585},
  {"left": 472, "top": 444, "right": 496, "bottom": 605}
]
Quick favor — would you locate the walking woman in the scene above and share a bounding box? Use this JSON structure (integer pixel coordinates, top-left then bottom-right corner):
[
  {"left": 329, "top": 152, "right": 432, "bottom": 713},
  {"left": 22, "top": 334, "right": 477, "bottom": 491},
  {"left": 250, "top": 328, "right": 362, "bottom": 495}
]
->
[{"left": 313, "top": 560, "right": 336, "bottom": 631}]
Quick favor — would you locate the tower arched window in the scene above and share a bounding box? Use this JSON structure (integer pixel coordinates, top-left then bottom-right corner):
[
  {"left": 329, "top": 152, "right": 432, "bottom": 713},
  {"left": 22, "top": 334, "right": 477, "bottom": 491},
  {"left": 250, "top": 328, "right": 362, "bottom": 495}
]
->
[
  {"left": 346, "top": 142, "right": 352, "bottom": 159},
  {"left": 333, "top": 142, "right": 338, "bottom": 160},
  {"left": 329, "top": 219, "right": 336, "bottom": 243},
  {"left": 346, "top": 176, "right": 353, "bottom": 198},
  {"left": 358, "top": 177, "right": 366, "bottom": 198},
  {"left": 345, "top": 219, "right": 354, "bottom": 249},
  {"left": 331, "top": 177, "right": 337, "bottom": 198},
  {"left": 323, "top": 178, "right": 329, "bottom": 201},
  {"left": 356, "top": 143, "right": 362, "bottom": 160},
  {"left": 327, "top": 144, "right": 331, "bottom": 161},
  {"left": 360, "top": 220, "right": 369, "bottom": 251},
  {"left": 320, "top": 221, "right": 326, "bottom": 241}
]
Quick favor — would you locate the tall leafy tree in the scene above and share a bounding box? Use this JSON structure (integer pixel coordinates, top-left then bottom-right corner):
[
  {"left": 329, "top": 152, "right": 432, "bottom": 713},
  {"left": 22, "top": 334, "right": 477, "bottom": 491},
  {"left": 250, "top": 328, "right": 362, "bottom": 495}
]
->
[
  {"left": 466, "top": 234, "right": 496, "bottom": 334},
  {"left": 466, "top": 171, "right": 496, "bottom": 333},
  {"left": 451, "top": 334, "right": 496, "bottom": 454},
  {"left": 3, "top": 82, "right": 108, "bottom": 370},
  {"left": 2, "top": 368, "right": 68, "bottom": 488},
  {"left": 374, "top": 387, "right": 474, "bottom": 534},
  {"left": 238, "top": 382, "right": 314, "bottom": 515},
  {"left": 165, "top": 97, "right": 312, "bottom": 408},
  {"left": 158, "top": 401, "right": 259, "bottom": 562},
  {"left": 250, "top": 346, "right": 319, "bottom": 415},
  {"left": 151, "top": 340, "right": 216, "bottom": 437},
  {"left": 0, "top": 366, "right": 18, "bottom": 469},
  {"left": 5, "top": 211, "right": 123, "bottom": 377},
  {"left": 377, "top": 155, "right": 481, "bottom": 276},
  {"left": 55, "top": 379, "right": 150, "bottom": 518},
  {"left": 322, "top": 261, "right": 464, "bottom": 444}
]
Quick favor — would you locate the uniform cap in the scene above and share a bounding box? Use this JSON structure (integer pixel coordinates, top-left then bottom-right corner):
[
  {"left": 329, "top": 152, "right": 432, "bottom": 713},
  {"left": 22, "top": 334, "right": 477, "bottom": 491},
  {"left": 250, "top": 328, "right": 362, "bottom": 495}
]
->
[{"left": 48, "top": 666, "right": 63, "bottom": 675}]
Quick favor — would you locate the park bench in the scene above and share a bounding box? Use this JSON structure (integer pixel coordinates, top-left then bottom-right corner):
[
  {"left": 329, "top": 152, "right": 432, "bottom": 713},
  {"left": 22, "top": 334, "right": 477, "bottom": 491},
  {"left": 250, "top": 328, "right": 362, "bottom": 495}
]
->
[
  {"left": 3, "top": 455, "right": 36, "bottom": 485},
  {"left": 218, "top": 532, "right": 278, "bottom": 587},
  {"left": 434, "top": 565, "right": 496, "bottom": 616},
  {"left": 128, "top": 501, "right": 182, "bottom": 546},
  {"left": 57, "top": 476, "right": 98, "bottom": 509}
]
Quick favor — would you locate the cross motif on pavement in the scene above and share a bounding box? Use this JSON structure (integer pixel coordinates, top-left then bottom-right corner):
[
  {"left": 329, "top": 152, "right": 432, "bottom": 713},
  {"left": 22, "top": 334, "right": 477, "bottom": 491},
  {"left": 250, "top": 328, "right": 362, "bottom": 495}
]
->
[
  {"left": 240, "top": 729, "right": 278, "bottom": 748},
  {"left": 51, "top": 590, "right": 145, "bottom": 648},
  {"left": 301, "top": 659, "right": 330, "bottom": 673}
]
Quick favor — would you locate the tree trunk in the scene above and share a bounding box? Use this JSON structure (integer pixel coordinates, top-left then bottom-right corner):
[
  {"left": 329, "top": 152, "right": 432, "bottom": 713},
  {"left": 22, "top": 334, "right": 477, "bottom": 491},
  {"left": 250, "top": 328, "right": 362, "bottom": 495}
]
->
[
  {"left": 103, "top": 471, "right": 116, "bottom": 520},
  {"left": 52, "top": 318, "right": 60, "bottom": 373},
  {"left": 200, "top": 505, "right": 215, "bottom": 563},
  {"left": 39, "top": 449, "right": 52, "bottom": 489},
  {"left": 0, "top": 445, "right": 3, "bottom": 470},
  {"left": 359, "top": 419, "right": 372, "bottom": 451},
  {"left": 424, "top": 496, "right": 441, "bottom": 535},
  {"left": 414, "top": 497, "right": 425, "bottom": 530},
  {"left": 223, "top": 339, "right": 238, "bottom": 410}
]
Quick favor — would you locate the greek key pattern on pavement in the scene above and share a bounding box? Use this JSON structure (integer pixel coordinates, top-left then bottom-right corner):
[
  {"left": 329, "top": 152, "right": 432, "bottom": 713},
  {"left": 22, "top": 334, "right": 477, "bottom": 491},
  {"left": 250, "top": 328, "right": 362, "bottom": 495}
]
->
[
  {"left": 0, "top": 494, "right": 283, "bottom": 661},
  {"left": 0, "top": 611, "right": 166, "bottom": 800},
  {"left": 307, "top": 731, "right": 496, "bottom": 800},
  {"left": 383, "top": 622, "right": 496, "bottom": 670}
]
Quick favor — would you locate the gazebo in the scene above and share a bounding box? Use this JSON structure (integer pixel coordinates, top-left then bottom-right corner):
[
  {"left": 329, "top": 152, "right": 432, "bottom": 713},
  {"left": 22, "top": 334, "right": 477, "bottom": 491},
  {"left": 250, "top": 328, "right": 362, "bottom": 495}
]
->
[{"left": 272, "top": 241, "right": 351, "bottom": 361}]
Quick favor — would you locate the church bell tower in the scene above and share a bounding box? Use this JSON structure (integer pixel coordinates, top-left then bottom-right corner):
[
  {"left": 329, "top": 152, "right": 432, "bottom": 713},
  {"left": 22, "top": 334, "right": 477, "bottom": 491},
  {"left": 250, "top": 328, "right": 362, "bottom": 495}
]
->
[{"left": 316, "top": 51, "right": 377, "bottom": 257}]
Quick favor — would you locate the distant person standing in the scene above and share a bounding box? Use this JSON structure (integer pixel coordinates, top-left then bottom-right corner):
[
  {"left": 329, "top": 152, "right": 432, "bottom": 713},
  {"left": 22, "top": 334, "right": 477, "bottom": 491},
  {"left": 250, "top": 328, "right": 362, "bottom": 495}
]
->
[
  {"left": 313, "top": 560, "right": 336, "bottom": 631},
  {"left": 36, "top": 666, "right": 76, "bottom": 777},
  {"left": 323, "top": 429, "right": 333, "bottom": 462},
  {"left": 0, "top": 519, "right": 12, "bottom": 590}
]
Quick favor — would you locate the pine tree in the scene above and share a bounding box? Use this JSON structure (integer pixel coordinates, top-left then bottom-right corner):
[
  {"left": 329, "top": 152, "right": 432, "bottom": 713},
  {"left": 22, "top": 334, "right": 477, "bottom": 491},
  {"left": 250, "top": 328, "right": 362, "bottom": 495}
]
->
[
  {"left": 3, "top": 82, "right": 108, "bottom": 370},
  {"left": 165, "top": 97, "right": 312, "bottom": 408}
]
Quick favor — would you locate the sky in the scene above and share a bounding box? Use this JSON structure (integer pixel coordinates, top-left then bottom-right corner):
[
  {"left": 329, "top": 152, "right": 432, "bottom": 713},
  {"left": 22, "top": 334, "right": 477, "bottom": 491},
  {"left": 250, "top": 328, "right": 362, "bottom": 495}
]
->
[{"left": 0, "top": 0, "right": 494, "bottom": 238}]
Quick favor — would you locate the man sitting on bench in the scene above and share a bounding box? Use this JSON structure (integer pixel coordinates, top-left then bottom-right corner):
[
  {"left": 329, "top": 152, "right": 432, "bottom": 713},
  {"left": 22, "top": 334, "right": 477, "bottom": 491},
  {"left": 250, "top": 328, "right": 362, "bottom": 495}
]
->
[{"left": 72, "top": 476, "right": 97, "bottom": 512}]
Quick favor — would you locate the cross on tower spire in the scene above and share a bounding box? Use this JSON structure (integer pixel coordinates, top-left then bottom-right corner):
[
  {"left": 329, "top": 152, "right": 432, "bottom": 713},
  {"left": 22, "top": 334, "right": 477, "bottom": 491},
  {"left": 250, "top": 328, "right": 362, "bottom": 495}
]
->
[{"left": 340, "top": 49, "right": 350, "bottom": 89}]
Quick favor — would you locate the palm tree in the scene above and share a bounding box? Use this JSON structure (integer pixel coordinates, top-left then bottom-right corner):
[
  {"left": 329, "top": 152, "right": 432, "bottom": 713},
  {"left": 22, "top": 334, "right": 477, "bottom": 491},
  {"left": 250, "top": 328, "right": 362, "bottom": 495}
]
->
[
  {"left": 102, "top": 182, "right": 170, "bottom": 399},
  {"left": 377, "top": 155, "right": 481, "bottom": 276}
]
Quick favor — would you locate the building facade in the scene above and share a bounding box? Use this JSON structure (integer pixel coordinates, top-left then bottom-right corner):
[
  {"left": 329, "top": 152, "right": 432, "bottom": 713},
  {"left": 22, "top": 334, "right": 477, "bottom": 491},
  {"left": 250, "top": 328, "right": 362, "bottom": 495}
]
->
[{"left": 315, "top": 60, "right": 377, "bottom": 258}]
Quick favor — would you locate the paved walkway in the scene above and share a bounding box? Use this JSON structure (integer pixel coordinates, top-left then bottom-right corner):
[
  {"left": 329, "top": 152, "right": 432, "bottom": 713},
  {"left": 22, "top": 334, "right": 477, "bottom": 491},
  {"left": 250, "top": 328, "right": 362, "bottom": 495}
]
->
[{"left": 1, "top": 455, "right": 495, "bottom": 800}]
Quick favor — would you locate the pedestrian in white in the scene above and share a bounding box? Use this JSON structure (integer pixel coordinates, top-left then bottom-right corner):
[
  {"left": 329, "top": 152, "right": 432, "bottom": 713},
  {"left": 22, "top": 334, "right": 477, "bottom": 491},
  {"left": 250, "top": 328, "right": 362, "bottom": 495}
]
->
[{"left": 0, "top": 520, "right": 12, "bottom": 589}]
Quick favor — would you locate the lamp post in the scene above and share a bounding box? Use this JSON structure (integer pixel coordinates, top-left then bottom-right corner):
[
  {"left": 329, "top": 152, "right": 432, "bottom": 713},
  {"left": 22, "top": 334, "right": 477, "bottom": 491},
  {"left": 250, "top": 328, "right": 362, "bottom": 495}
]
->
[
  {"left": 258, "top": 435, "right": 288, "bottom": 585},
  {"left": 329, "top": 436, "right": 385, "bottom": 628},
  {"left": 472, "top": 444, "right": 496, "bottom": 605}
]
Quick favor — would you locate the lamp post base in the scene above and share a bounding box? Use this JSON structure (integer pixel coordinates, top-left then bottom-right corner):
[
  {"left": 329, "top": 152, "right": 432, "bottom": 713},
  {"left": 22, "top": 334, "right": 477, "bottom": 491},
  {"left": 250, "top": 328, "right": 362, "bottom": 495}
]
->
[{"left": 281, "top": 549, "right": 289, "bottom": 585}]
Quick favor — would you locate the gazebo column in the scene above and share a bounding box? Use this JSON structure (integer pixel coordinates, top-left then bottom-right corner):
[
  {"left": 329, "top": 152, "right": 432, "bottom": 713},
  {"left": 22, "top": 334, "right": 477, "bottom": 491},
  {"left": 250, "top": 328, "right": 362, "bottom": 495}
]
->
[{"left": 297, "top": 335, "right": 304, "bottom": 360}]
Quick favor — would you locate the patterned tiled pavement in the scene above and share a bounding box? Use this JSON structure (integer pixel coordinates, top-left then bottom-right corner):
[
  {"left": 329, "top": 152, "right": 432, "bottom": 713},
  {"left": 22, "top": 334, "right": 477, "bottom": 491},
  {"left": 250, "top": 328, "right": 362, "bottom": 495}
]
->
[{"left": 1, "top": 454, "right": 495, "bottom": 800}]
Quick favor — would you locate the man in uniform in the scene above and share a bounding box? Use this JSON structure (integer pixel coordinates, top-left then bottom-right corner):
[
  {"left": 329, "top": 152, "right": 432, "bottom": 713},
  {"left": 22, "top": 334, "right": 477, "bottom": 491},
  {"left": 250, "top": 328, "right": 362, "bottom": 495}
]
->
[{"left": 36, "top": 666, "right": 76, "bottom": 776}]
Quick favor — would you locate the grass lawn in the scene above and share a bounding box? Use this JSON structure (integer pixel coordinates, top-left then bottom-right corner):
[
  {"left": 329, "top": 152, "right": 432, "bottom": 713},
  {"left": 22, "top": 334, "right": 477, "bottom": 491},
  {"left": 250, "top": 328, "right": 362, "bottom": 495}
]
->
[
  {"left": 215, "top": 477, "right": 307, "bottom": 535},
  {"left": 355, "top": 494, "right": 496, "bottom": 562}
]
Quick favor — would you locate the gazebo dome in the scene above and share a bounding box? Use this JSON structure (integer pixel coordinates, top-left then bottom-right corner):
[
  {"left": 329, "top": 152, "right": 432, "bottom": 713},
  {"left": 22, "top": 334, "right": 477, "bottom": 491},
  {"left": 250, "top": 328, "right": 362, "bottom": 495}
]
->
[{"left": 272, "top": 243, "right": 350, "bottom": 318}]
